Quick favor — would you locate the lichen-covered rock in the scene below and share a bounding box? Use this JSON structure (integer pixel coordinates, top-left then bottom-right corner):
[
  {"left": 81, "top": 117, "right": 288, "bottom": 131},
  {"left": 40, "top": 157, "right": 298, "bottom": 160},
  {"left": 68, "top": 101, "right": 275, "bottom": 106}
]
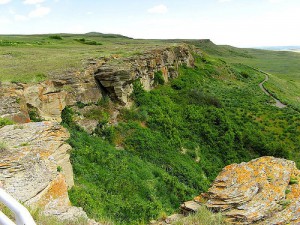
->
[
  {"left": 199, "top": 156, "right": 300, "bottom": 224},
  {"left": 0, "top": 122, "right": 88, "bottom": 221},
  {"left": 94, "top": 45, "right": 194, "bottom": 105}
]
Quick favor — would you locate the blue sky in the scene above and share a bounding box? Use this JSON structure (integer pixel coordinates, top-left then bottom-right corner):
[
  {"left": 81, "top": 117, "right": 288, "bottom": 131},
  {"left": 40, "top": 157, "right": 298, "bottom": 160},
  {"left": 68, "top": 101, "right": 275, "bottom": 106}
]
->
[{"left": 0, "top": 0, "right": 299, "bottom": 47}]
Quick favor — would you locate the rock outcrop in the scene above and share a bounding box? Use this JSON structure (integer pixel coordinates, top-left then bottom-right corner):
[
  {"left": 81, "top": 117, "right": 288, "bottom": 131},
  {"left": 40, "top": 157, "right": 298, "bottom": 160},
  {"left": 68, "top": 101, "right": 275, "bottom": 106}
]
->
[
  {"left": 0, "top": 82, "right": 30, "bottom": 123},
  {"left": 0, "top": 122, "right": 88, "bottom": 221},
  {"left": 94, "top": 45, "right": 194, "bottom": 105},
  {"left": 0, "top": 45, "right": 194, "bottom": 133},
  {"left": 0, "top": 59, "right": 103, "bottom": 123},
  {"left": 195, "top": 156, "right": 300, "bottom": 224}
]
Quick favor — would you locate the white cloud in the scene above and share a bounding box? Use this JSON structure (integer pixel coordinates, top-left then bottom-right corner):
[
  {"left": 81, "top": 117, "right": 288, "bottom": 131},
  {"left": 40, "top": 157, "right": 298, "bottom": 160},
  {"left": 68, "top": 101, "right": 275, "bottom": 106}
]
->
[
  {"left": 15, "top": 15, "right": 28, "bottom": 21},
  {"left": 0, "top": 0, "right": 11, "bottom": 4},
  {"left": 147, "top": 4, "right": 168, "bottom": 14},
  {"left": 218, "top": 0, "right": 232, "bottom": 2},
  {"left": 0, "top": 17, "right": 11, "bottom": 25},
  {"left": 29, "top": 6, "right": 51, "bottom": 18},
  {"left": 267, "top": 0, "right": 283, "bottom": 3},
  {"left": 23, "top": 0, "right": 45, "bottom": 5}
]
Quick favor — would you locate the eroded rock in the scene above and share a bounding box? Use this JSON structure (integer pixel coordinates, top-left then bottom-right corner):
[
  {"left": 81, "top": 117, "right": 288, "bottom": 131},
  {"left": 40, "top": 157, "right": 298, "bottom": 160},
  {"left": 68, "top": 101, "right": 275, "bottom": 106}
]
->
[
  {"left": 0, "top": 82, "right": 30, "bottom": 123},
  {"left": 198, "top": 156, "right": 300, "bottom": 224},
  {"left": 94, "top": 45, "right": 194, "bottom": 105},
  {"left": 0, "top": 122, "right": 88, "bottom": 221}
]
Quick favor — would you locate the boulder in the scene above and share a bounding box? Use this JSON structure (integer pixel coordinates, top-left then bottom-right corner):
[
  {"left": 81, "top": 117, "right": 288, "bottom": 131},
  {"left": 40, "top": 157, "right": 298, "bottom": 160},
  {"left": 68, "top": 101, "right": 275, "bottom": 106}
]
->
[{"left": 199, "top": 156, "right": 300, "bottom": 224}]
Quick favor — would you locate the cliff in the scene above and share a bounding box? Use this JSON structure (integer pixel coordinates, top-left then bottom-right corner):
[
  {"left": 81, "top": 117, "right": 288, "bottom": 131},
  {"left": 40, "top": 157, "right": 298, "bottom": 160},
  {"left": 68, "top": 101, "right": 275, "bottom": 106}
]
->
[
  {"left": 94, "top": 45, "right": 194, "bottom": 105},
  {"left": 0, "top": 44, "right": 194, "bottom": 223},
  {"left": 0, "top": 44, "right": 194, "bottom": 126}
]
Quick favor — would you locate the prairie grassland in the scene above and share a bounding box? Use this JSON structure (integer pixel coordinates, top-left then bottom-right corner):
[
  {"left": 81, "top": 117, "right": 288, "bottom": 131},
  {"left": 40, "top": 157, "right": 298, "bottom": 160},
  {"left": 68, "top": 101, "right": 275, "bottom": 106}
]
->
[{"left": 0, "top": 34, "right": 172, "bottom": 83}]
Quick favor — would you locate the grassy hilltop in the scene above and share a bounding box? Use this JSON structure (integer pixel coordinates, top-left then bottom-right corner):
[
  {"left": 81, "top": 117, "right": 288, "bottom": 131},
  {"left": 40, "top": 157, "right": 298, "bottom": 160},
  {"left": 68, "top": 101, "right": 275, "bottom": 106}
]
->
[
  {"left": 0, "top": 33, "right": 171, "bottom": 83},
  {"left": 1, "top": 34, "right": 300, "bottom": 224}
]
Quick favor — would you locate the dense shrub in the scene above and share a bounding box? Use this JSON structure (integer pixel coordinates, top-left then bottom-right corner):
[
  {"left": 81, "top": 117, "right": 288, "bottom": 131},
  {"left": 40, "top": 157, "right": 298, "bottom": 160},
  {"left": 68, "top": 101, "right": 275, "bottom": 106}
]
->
[
  {"left": 154, "top": 71, "right": 165, "bottom": 85},
  {"left": 49, "top": 35, "right": 63, "bottom": 40}
]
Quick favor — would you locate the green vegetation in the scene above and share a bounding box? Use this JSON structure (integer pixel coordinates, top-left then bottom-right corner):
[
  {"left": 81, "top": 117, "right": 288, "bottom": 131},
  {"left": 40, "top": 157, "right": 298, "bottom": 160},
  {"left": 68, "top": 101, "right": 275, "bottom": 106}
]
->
[
  {"left": 0, "top": 117, "right": 13, "bottom": 128},
  {"left": 65, "top": 119, "right": 194, "bottom": 225},
  {"left": 0, "top": 34, "right": 173, "bottom": 83},
  {"left": 190, "top": 40, "right": 300, "bottom": 110},
  {"left": 74, "top": 38, "right": 103, "bottom": 45},
  {"left": 64, "top": 53, "right": 300, "bottom": 224},
  {"left": 289, "top": 177, "right": 299, "bottom": 185},
  {"left": 172, "top": 206, "right": 228, "bottom": 225},
  {"left": 57, "top": 166, "right": 63, "bottom": 172},
  {"left": 279, "top": 200, "right": 291, "bottom": 209},
  {"left": 28, "top": 107, "right": 42, "bottom": 122},
  {"left": 49, "top": 35, "right": 63, "bottom": 40},
  {"left": 0, "top": 141, "right": 7, "bottom": 151},
  {"left": 154, "top": 71, "right": 165, "bottom": 85}
]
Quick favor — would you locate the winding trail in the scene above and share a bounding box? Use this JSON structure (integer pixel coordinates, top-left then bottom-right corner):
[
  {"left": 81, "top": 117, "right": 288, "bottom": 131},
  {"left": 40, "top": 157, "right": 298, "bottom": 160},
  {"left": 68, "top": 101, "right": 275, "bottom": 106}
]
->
[
  {"left": 258, "top": 73, "right": 287, "bottom": 108},
  {"left": 247, "top": 66, "right": 287, "bottom": 109}
]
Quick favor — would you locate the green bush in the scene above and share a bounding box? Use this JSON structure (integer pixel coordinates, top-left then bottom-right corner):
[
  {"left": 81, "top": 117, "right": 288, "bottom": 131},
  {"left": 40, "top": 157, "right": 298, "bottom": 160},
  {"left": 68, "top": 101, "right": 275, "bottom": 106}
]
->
[
  {"left": 0, "top": 118, "right": 13, "bottom": 128},
  {"left": 49, "top": 35, "right": 63, "bottom": 40},
  {"left": 28, "top": 108, "right": 42, "bottom": 122},
  {"left": 74, "top": 38, "right": 102, "bottom": 45},
  {"left": 154, "top": 71, "right": 165, "bottom": 85}
]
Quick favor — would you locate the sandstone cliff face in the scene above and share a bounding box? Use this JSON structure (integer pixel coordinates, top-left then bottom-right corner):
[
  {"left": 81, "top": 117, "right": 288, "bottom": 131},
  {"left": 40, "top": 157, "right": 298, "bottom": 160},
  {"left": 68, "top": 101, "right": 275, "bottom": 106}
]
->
[
  {"left": 0, "top": 57, "right": 104, "bottom": 123},
  {"left": 195, "top": 157, "right": 300, "bottom": 224},
  {"left": 0, "top": 122, "right": 87, "bottom": 221},
  {"left": 94, "top": 45, "right": 194, "bottom": 105}
]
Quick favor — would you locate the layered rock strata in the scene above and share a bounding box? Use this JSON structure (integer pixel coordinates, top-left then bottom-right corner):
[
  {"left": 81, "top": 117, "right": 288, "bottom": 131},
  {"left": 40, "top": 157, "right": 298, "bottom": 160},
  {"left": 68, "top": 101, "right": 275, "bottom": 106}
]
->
[
  {"left": 94, "top": 45, "right": 194, "bottom": 105},
  {"left": 194, "top": 156, "right": 300, "bottom": 224},
  {"left": 0, "top": 122, "right": 88, "bottom": 221}
]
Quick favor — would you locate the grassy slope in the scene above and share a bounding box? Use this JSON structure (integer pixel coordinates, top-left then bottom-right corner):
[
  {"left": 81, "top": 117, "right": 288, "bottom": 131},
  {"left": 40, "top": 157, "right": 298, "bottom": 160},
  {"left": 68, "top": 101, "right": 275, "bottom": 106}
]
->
[
  {"left": 188, "top": 40, "right": 300, "bottom": 110},
  {"left": 65, "top": 54, "right": 299, "bottom": 224}
]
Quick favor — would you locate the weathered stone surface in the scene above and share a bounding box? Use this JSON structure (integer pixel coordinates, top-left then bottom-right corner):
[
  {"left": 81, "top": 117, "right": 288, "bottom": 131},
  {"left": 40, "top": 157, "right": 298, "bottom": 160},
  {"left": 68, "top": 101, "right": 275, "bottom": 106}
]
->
[
  {"left": 23, "top": 81, "right": 67, "bottom": 122},
  {"left": 0, "top": 122, "right": 88, "bottom": 221},
  {"left": 0, "top": 82, "right": 30, "bottom": 123},
  {"left": 94, "top": 45, "right": 194, "bottom": 105},
  {"left": 199, "top": 156, "right": 300, "bottom": 224},
  {"left": 180, "top": 201, "right": 202, "bottom": 215}
]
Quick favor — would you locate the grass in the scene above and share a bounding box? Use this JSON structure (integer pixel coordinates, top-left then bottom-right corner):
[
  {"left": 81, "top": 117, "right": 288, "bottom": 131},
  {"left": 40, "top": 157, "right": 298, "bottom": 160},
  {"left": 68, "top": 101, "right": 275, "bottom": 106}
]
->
[
  {"left": 190, "top": 40, "right": 300, "bottom": 110},
  {"left": 0, "top": 34, "right": 174, "bottom": 83},
  {"left": 0, "top": 118, "right": 13, "bottom": 128},
  {"left": 172, "top": 206, "right": 228, "bottom": 225}
]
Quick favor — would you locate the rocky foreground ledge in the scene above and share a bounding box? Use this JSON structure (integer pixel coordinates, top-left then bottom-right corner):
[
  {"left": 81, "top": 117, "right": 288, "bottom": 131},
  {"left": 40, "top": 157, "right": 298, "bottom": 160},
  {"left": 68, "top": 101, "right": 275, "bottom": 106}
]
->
[
  {"left": 0, "top": 122, "right": 99, "bottom": 224},
  {"left": 181, "top": 157, "right": 300, "bottom": 224}
]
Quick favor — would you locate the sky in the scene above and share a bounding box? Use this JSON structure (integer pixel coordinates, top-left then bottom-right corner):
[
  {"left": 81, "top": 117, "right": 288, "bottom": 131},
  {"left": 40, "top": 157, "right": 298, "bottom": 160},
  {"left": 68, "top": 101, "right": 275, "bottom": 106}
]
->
[{"left": 0, "top": 0, "right": 300, "bottom": 47}]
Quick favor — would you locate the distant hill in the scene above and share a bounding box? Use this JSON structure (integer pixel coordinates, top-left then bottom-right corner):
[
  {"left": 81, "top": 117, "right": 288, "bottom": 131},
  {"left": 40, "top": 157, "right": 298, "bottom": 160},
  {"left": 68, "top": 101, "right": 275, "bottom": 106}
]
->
[
  {"left": 255, "top": 46, "right": 300, "bottom": 51},
  {"left": 84, "top": 32, "right": 132, "bottom": 39}
]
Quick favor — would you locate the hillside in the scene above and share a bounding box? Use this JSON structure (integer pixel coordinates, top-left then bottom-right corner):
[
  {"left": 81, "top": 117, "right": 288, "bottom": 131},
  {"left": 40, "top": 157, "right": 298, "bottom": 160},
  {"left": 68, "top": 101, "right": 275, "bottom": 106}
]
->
[
  {"left": 0, "top": 34, "right": 299, "bottom": 225},
  {"left": 188, "top": 39, "right": 300, "bottom": 111}
]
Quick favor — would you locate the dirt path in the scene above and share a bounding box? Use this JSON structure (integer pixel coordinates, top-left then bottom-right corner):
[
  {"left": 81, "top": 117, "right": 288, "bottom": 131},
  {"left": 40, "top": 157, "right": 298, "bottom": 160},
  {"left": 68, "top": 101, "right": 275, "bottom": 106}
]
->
[{"left": 258, "top": 73, "right": 287, "bottom": 109}]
